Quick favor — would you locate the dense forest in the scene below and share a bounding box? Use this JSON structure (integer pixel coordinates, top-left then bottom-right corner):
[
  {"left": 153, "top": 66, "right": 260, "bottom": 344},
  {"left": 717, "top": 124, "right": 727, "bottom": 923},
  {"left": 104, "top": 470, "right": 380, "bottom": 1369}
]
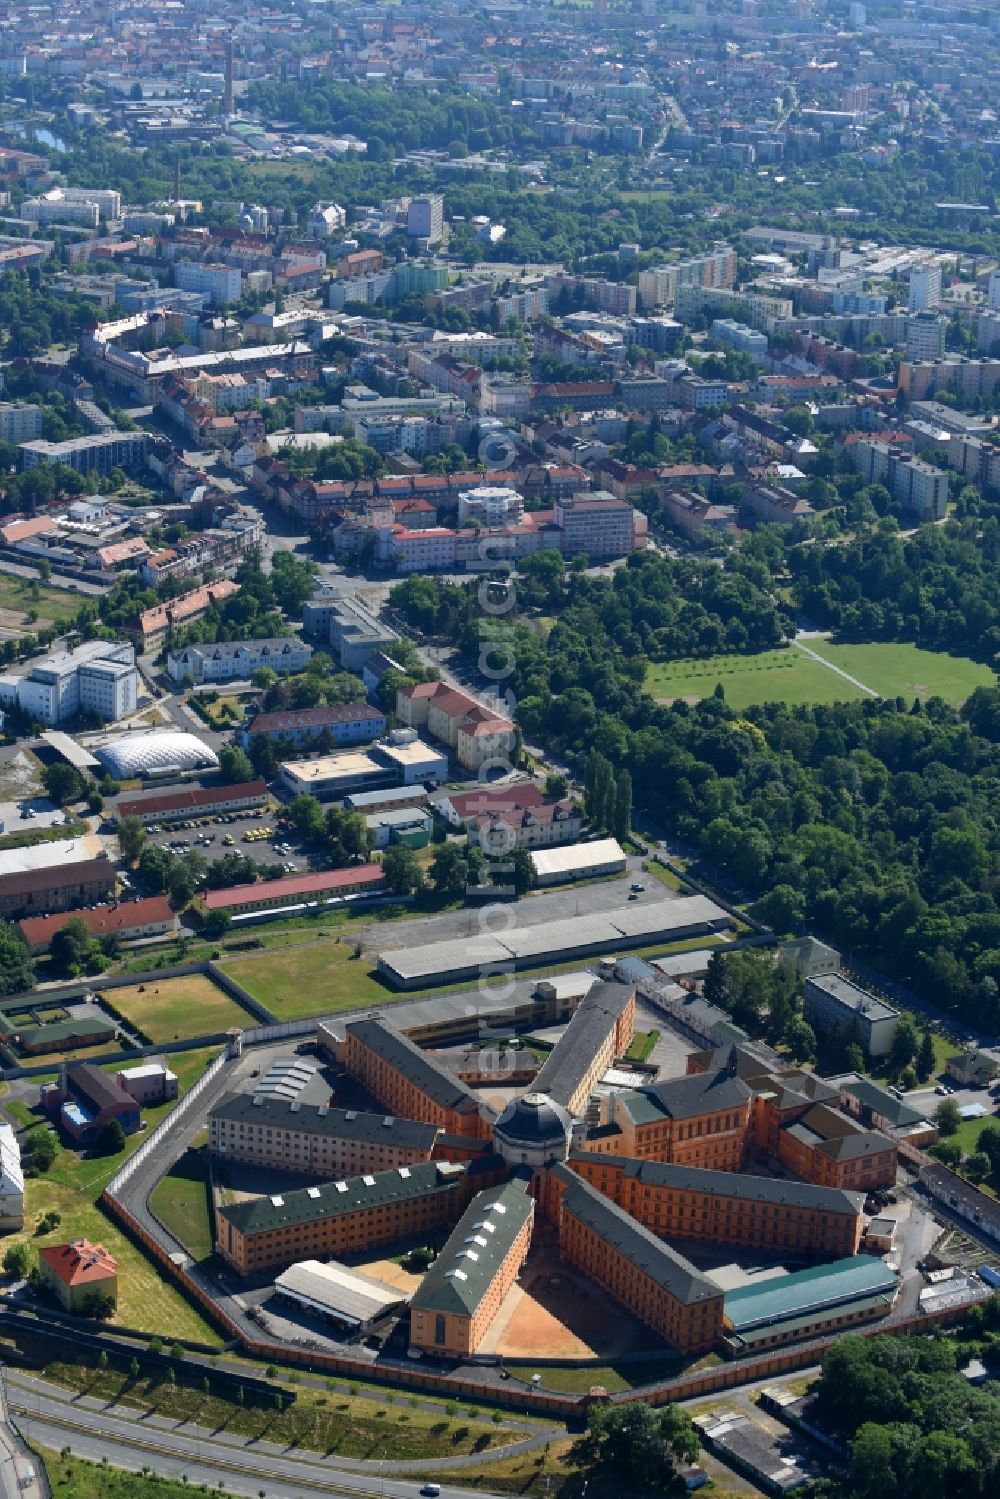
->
[
  {"left": 808, "top": 1328, "right": 1000, "bottom": 1499},
  {"left": 390, "top": 546, "right": 1000, "bottom": 1033}
]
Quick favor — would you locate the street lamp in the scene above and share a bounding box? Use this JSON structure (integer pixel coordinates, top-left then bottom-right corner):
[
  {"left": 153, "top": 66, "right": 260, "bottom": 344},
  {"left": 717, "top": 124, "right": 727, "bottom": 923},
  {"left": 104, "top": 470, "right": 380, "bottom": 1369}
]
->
[{"left": 380, "top": 1448, "right": 387, "bottom": 1499}]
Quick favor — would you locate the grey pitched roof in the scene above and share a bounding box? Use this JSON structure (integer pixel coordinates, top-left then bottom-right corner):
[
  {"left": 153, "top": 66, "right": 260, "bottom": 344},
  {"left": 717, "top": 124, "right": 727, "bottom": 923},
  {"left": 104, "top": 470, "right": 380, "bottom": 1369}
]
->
[
  {"left": 209, "top": 1091, "right": 439, "bottom": 1150},
  {"left": 551, "top": 1165, "right": 722, "bottom": 1307},
  {"left": 569, "top": 1152, "right": 864, "bottom": 1217},
  {"left": 619, "top": 1069, "right": 752, "bottom": 1126},
  {"left": 218, "top": 1160, "right": 466, "bottom": 1238},
  {"left": 410, "top": 1180, "right": 533, "bottom": 1319},
  {"left": 532, "top": 979, "right": 634, "bottom": 1109},
  {"left": 346, "top": 1017, "right": 484, "bottom": 1115}
]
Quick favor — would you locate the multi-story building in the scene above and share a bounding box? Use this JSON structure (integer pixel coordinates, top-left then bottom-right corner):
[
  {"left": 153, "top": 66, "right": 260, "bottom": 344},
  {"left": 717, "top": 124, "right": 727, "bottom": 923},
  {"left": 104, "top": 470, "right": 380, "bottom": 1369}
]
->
[
  {"left": 849, "top": 440, "right": 949, "bottom": 522},
  {"left": 0, "top": 1124, "right": 23, "bottom": 1231},
  {"left": 568, "top": 1154, "right": 864, "bottom": 1259},
  {"left": 547, "top": 1165, "right": 725, "bottom": 1354},
  {"left": 238, "top": 703, "right": 386, "bottom": 750},
  {"left": 804, "top": 972, "right": 899, "bottom": 1058},
  {"left": 216, "top": 1159, "right": 467, "bottom": 1275},
  {"left": 711, "top": 318, "right": 768, "bottom": 362},
  {"left": 396, "top": 681, "right": 516, "bottom": 774},
  {"left": 528, "top": 980, "right": 636, "bottom": 1121},
  {"left": 905, "top": 314, "right": 948, "bottom": 362},
  {"left": 175, "top": 262, "right": 243, "bottom": 305},
  {"left": 22, "top": 185, "right": 120, "bottom": 221},
  {"left": 456, "top": 486, "right": 524, "bottom": 528},
  {"left": 0, "top": 403, "right": 42, "bottom": 441},
  {"left": 302, "top": 594, "right": 398, "bottom": 671},
  {"left": 0, "top": 859, "right": 115, "bottom": 920},
  {"left": 497, "top": 286, "right": 549, "bottom": 324},
  {"left": 407, "top": 195, "right": 444, "bottom": 246},
  {"left": 908, "top": 265, "right": 942, "bottom": 313},
  {"left": 409, "top": 1180, "right": 534, "bottom": 1357},
  {"left": 637, "top": 247, "right": 737, "bottom": 311},
  {"left": 208, "top": 1093, "right": 439, "bottom": 1178},
  {"left": 899, "top": 357, "right": 1000, "bottom": 402},
  {"left": 470, "top": 798, "right": 584, "bottom": 854},
  {"left": 19, "top": 430, "right": 147, "bottom": 476},
  {"left": 165, "top": 637, "right": 313, "bottom": 686},
  {"left": 588, "top": 1070, "right": 753, "bottom": 1169},
  {"left": 552, "top": 493, "right": 642, "bottom": 560},
  {"left": 775, "top": 1102, "right": 898, "bottom": 1192},
  {"left": 38, "top": 1239, "right": 118, "bottom": 1313},
  {"left": 0, "top": 640, "right": 137, "bottom": 726},
  {"left": 344, "top": 1018, "right": 493, "bottom": 1140}
]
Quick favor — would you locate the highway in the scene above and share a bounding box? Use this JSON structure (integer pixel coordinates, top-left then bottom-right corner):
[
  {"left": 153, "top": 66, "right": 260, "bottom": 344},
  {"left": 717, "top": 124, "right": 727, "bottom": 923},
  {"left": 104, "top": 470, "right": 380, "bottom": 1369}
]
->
[{"left": 8, "top": 1372, "right": 504, "bottom": 1499}]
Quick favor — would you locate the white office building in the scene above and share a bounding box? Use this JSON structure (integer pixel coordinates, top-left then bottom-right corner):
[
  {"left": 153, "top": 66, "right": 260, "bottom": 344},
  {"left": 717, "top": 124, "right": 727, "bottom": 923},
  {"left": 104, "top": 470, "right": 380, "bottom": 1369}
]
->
[
  {"left": 175, "top": 262, "right": 243, "bottom": 306},
  {"left": 908, "top": 265, "right": 942, "bottom": 314},
  {"left": 905, "top": 315, "right": 948, "bottom": 362},
  {"left": 0, "top": 640, "right": 137, "bottom": 726},
  {"left": 457, "top": 485, "right": 524, "bottom": 527}
]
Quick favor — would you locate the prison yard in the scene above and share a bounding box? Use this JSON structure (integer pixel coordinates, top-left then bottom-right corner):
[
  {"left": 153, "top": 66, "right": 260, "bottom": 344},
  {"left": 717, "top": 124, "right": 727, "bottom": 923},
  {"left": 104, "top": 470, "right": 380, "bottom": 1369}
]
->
[
  {"left": 99, "top": 974, "right": 254, "bottom": 1043},
  {"left": 646, "top": 639, "right": 995, "bottom": 710}
]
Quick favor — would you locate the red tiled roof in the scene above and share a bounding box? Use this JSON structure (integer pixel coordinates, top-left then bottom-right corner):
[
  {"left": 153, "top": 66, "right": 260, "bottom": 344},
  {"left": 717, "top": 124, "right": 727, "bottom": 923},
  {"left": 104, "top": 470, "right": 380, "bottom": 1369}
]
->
[
  {"left": 442, "top": 784, "right": 545, "bottom": 819},
  {"left": 117, "top": 781, "right": 267, "bottom": 819},
  {"left": 246, "top": 704, "right": 384, "bottom": 735},
  {"left": 39, "top": 1239, "right": 118, "bottom": 1287},
  {"left": 19, "top": 897, "right": 174, "bottom": 949},
  {"left": 203, "top": 864, "right": 383, "bottom": 911}
]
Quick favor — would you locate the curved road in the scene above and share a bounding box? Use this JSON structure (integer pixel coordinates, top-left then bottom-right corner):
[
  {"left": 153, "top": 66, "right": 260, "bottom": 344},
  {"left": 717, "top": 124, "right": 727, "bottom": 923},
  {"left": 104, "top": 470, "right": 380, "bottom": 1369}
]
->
[{"left": 8, "top": 1371, "right": 510, "bottom": 1499}]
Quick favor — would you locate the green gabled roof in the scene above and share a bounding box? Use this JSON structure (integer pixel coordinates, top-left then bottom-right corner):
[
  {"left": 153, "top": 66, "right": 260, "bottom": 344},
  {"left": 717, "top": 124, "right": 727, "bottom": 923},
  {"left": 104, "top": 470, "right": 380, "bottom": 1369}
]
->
[
  {"left": 410, "top": 1180, "right": 533, "bottom": 1319},
  {"left": 723, "top": 1255, "right": 898, "bottom": 1333},
  {"left": 218, "top": 1160, "right": 465, "bottom": 1239}
]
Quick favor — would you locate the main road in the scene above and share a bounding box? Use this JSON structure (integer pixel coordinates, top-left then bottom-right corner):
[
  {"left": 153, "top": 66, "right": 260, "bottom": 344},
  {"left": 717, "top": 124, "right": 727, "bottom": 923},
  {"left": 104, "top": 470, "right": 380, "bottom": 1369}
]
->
[{"left": 8, "top": 1371, "right": 507, "bottom": 1499}]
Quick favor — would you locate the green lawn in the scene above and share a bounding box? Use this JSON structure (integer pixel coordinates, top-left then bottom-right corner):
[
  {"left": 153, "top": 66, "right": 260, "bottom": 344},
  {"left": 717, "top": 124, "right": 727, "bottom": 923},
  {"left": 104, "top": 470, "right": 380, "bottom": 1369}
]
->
[
  {"left": 3, "top": 1047, "right": 223, "bottom": 1344},
  {"left": 646, "top": 648, "right": 867, "bottom": 709},
  {"left": 36, "top": 1451, "right": 198, "bottom": 1499},
  {"left": 646, "top": 641, "right": 995, "bottom": 711},
  {"left": 147, "top": 1145, "right": 214, "bottom": 1261},
  {"left": 805, "top": 640, "right": 995, "bottom": 707},
  {"left": 0, "top": 573, "right": 87, "bottom": 627},
  {"left": 101, "top": 975, "right": 254, "bottom": 1042},
  {"left": 220, "top": 936, "right": 399, "bottom": 1019}
]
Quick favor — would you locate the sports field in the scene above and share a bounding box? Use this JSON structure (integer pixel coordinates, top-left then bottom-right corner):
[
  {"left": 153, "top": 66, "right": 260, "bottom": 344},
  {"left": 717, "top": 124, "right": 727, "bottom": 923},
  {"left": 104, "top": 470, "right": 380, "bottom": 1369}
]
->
[
  {"left": 646, "top": 648, "right": 866, "bottom": 709},
  {"left": 646, "top": 641, "right": 994, "bottom": 710},
  {"left": 806, "top": 640, "right": 995, "bottom": 705},
  {"left": 102, "top": 975, "right": 252, "bottom": 1042}
]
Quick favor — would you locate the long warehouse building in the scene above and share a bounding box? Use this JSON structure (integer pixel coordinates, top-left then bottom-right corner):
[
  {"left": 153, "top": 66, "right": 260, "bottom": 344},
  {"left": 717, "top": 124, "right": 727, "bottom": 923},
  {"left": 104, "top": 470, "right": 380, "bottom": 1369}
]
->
[{"left": 376, "top": 896, "right": 731, "bottom": 989}]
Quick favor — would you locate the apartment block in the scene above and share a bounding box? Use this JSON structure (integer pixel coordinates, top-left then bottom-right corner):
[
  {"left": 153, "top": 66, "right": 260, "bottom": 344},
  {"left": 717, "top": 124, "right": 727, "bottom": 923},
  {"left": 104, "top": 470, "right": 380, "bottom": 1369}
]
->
[
  {"left": 803, "top": 972, "right": 899, "bottom": 1058},
  {"left": 208, "top": 1093, "right": 439, "bottom": 1177},
  {"left": 19, "top": 430, "right": 147, "bottom": 477},
  {"left": 166, "top": 637, "right": 313, "bottom": 686},
  {"left": 409, "top": 1180, "right": 533, "bottom": 1357},
  {"left": 407, "top": 195, "right": 444, "bottom": 246},
  {"left": 344, "top": 1018, "right": 493, "bottom": 1139},
  {"left": 216, "top": 1160, "right": 467, "bottom": 1275},
  {"left": 0, "top": 403, "right": 42, "bottom": 441},
  {"left": 568, "top": 1154, "right": 864, "bottom": 1259},
  {"left": 396, "top": 681, "right": 516, "bottom": 774},
  {"left": 899, "top": 357, "right": 1000, "bottom": 402},
  {"left": 908, "top": 265, "right": 942, "bottom": 313},
  {"left": 849, "top": 439, "right": 949, "bottom": 521}
]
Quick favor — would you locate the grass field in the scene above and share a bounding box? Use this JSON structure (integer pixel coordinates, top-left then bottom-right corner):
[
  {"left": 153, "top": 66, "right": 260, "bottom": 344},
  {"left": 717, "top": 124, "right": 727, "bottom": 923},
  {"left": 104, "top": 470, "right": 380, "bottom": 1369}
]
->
[
  {"left": 4, "top": 1048, "right": 222, "bottom": 1343},
  {"left": 101, "top": 974, "right": 253, "bottom": 1042},
  {"left": 147, "top": 1145, "right": 214, "bottom": 1261},
  {"left": 0, "top": 573, "right": 86, "bottom": 627},
  {"left": 805, "top": 640, "right": 995, "bottom": 706},
  {"left": 220, "top": 936, "right": 395, "bottom": 1019},
  {"left": 646, "top": 641, "right": 995, "bottom": 710},
  {"left": 35, "top": 1451, "right": 198, "bottom": 1499},
  {"left": 646, "top": 647, "right": 866, "bottom": 709}
]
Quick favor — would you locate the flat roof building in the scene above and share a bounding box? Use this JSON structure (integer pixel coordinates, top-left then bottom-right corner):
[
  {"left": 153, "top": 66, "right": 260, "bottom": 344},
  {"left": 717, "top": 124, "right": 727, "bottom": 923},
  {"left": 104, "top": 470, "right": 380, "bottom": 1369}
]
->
[
  {"left": 530, "top": 837, "right": 627, "bottom": 886},
  {"left": 804, "top": 973, "right": 898, "bottom": 1057}
]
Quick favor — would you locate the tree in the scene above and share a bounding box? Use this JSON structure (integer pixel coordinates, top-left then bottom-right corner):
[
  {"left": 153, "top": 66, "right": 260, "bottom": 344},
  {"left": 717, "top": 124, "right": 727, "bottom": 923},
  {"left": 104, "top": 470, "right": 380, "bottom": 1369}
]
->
[
  {"left": 544, "top": 773, "right": 568, "bottom": 799},
  {"left": 977, "top": 1119, "right": 1000, "bottom": 1169},
  {"left": 80, "top": 1290, "right": 116, "bottom": 1320},
  {"left": 26, "top": 1127, "right": 56, "bottom": 1172},
  {"left": 3, "top": 1243, "right": 33, "bottom": 1279},
  {"left": 752, "top": 883, "right": 804, "bottom": 933},
  {"left": 218, "top": 745, "right": 255, "bottom": 784},
  {"left": 584, "top": 1402, "right": 698, "bottom": 1491},
  {"left": 97, "top": 1119, "right": 126, "bottom": 1156},
  {"left": 965, "top": 1150, "right": 991, "bottom": 1183},
  {"left": 41, "top": 762, "right": 85, "bottom": 805},
  {"left": 613, "top": 769, "right": 632, "bottom": 841},
  {"left": 203, "top": 908, "right": 233, "bottom": 939},
  {"left": 429, "top": 843, "right": 474, "bottom": 897},
  {"left": 934, "top": 1097, "right": 961, "bottom": 1136},
  {"left": 50, "top": 916, "right": 97, "bottom": 977},
  {"left": 888, "top": 1015, "right": 919, "bottom": 1075},
  {"left": 0, "top": 921, "right": 35, "bottom": 997},
  {"left": 118, "top": 815, "right": 147, "bottom": 864},
  {"left": 916, "top": 1029, "right": 936, "bottom": 1083},
  {"left": 382, "top": 844, "right": 425, "bottom": 896},
  {"left": 785, "top": 1017, "right": 817, "bottom": 1063}
]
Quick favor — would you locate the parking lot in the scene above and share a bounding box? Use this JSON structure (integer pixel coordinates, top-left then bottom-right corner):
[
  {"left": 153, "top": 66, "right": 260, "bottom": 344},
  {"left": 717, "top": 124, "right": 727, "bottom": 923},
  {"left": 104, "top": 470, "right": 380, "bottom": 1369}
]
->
[{"left": 142, "top": 808, "right": 310, "bottom": 874}]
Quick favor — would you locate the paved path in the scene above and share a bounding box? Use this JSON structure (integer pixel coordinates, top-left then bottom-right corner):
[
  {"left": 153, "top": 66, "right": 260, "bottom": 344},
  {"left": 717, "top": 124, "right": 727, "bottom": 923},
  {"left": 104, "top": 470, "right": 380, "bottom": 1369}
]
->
[
  {"left": 7, "top": 1371, "right": 521, "bottom": 1497},
  {"left": 791, "top": 638, "right": 879, "bottom": 698}
]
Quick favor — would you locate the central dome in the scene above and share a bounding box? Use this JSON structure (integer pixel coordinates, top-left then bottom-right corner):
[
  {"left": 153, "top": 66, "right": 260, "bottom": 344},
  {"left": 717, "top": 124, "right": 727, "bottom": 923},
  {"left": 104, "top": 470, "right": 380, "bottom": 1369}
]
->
[{"left": 494, "top": 1092, "right": 573, "bottom": 1166}]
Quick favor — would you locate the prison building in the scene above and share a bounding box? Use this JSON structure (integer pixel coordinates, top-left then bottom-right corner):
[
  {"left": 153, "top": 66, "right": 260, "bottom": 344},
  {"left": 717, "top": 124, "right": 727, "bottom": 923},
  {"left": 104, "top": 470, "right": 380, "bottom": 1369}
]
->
[
  {"left": 568, "top": 1154, "right": 865, "bottom": 1259},
  {"left": 531, "top": 979, "right": 636, "bottom": 1117},
  {"left": 548, "top": 1165, "right": 724, "bottom": 1354},
  {"left": 586, "top": 1070, "right": 753, "bottom": 1170},
  {"left": 208, "top": 1092, "right": 439, "bottom": 1178},
  {"left": 344, "top": 1017, "right": 494, "bottom": 1139},
  {"left": 409, "top": 1179, "right": 534, "bottom": 1358},
  {"left": 216, "top": 1160, "right": 467, "bottom": 1276}
]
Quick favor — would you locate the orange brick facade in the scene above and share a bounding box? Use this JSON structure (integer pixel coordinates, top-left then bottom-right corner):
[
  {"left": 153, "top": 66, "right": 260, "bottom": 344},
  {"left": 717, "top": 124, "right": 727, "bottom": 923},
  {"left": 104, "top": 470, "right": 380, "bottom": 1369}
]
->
[{"left": 344, "top": 1027, "right": 492, "bottom": 1139}]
